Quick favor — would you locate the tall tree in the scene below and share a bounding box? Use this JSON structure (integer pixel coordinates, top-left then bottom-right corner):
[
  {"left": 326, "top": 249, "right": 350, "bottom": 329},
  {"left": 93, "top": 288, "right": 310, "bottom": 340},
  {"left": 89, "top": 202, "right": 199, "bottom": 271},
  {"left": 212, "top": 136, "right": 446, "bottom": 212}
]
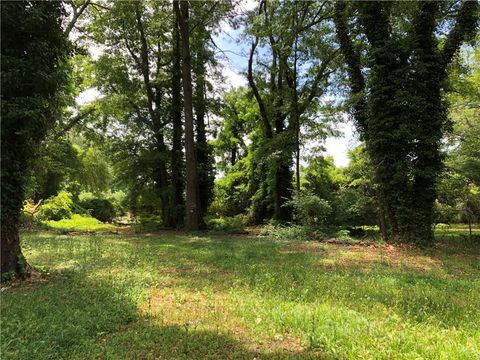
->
[
  {"left": 175, "top": 0, "right": 203, "bottom": 230},
  {"left": 170, "top": 4, "right": 185, "bottom": 228},
  {"left": 1, "top": 1, "right": 70, "bottom": 277},
  {"left": 246, "top": 0, "right": 338, "bottom": 222},
  {"left": 192, "top": 18, "right": 215, "bottom": 220},
  {"left": 91, "top": 0, "right": 174, "bottom": 225},
  {"left": 334, "top": 0, "right": 479, "bottom": 245}
]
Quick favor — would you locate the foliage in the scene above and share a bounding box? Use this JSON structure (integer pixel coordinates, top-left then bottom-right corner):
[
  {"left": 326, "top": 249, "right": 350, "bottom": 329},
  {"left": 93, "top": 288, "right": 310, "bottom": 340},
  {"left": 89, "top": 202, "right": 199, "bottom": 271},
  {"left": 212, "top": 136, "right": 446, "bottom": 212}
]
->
[
  {"left": 334, "top": 1, "right": 479, "bottom": 245},
  {"left": 287, "top": 191, "right": 332, "bottom": 227},
  {"left": 206, "top": 215, "right": 246, "bottom": 234},
  {"left": 79, "top": 198, "right": 116, "bottom": 223},
  {"left": 1, "top": 1, "right": 71, "bottom": 276},
  {"left": 260, "top": 224, "right": 328, "bottom": 241},
  {"left": 132, "top": 214, "right": 163, "bottom": 232},
  {"left": 209, "top": 159, "right": 251, "bottom": 218},
  {"left": 436, "top": 38, "right": 480, "bottom": 226},
  {"left": 38, "top": 191, "right": 75, "bottom": 221},
  {"left": 42, "top": 214, "right": 117, "bottom": 232}
]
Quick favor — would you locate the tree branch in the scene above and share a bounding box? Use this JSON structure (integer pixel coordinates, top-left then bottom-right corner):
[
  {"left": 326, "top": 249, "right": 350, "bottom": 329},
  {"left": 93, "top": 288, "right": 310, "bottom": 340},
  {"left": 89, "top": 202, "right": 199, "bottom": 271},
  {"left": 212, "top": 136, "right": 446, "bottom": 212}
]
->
[
  {"left": 333, "top": 1, "right": 368, "bottom": 133},
  {"left": 441, "top": 0, "right": 479, "bottom": 66},
  {"left": 65, "top": 0, "right": 91, "bottom": 37},
  {"left": 247, "top": 37, "right": 272, "bottom": 138},
  {"left": 53, "top": 107, "right": 95, "bottom": 140}
]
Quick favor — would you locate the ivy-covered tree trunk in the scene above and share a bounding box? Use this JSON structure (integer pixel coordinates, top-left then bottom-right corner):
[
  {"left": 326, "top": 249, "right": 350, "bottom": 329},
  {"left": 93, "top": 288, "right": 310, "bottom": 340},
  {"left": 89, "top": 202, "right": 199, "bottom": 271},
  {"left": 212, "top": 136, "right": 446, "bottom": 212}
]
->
[
  {"left": 334, "top": 0, "right": 479, "bottom": 245},
  {"left": 1, "top": 1, "right": 69, "bottom": 278},
  {"left": 169, "top": 9, "right": 185, "bottom": 228},
  {"left": 193, "top": 23, "right": 214, "bottom": 220},
  {"left": 273, "top": 104, "right": 293, "bottom": 222},
  {"left": 1, "top": 180, "right": 29, "bottom": 279}
]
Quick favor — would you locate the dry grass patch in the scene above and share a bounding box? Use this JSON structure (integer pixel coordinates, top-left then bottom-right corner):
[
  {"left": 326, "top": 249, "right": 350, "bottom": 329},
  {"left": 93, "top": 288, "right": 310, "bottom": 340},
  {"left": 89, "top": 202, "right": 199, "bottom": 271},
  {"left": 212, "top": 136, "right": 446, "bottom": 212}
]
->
[
  {"left": 283, "top": 241, "right": 443, "bottom": 273},
  {"left": 141, "top": 283, "right": 306, "bottom": 355}
]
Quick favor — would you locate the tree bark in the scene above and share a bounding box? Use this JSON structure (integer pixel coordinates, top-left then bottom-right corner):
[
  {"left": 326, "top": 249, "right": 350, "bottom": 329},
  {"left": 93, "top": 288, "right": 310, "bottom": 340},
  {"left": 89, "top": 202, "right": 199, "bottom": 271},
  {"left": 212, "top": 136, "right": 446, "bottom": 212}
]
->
[
  {"left": 193, "top": 22, "right": 213, "bottom": 221},
  {"left": 170, "top": 7, "right": 185, "bottom": 228},
  {"left": 175, "top": 0, "right": 202, "bottom": 230},
  {"left": 1, "top": 216, "right": 29, "bottom": 279}
]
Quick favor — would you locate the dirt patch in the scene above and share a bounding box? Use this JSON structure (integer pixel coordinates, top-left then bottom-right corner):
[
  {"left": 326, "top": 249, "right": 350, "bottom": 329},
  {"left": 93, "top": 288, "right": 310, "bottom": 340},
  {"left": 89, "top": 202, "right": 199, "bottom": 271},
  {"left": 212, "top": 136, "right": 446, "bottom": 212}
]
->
[{"left": 283, "top": 241, "right": 443, "bottom": 272}]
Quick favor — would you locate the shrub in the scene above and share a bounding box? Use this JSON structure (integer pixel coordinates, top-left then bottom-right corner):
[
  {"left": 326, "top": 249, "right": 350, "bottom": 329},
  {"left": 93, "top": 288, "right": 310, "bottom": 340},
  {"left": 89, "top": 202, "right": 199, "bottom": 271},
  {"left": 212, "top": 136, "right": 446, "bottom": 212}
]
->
[
  {"left": 38, "top": 191, "right": 74, "bottom": 221},
  {"left": 133, "top": 214, "right": 163, "bottom": 232},
  {"left": 207, "top": 215, "right": 246, "bottom": 233},
  {"left": 79, "top": 198, "right": 115, "bottom": 222},
  {"left": 287, "top": 190, "right": 332, "bottom": 226},
  {"left": 259, "top": 224, "right": 327, "bottom": 241}
]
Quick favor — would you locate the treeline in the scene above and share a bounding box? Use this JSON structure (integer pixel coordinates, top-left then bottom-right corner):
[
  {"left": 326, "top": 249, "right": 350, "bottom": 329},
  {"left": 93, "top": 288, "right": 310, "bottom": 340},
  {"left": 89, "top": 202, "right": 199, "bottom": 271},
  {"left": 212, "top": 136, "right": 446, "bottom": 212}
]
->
[{"left": 1, "top": 0, "right": 478, "bottom": 278}]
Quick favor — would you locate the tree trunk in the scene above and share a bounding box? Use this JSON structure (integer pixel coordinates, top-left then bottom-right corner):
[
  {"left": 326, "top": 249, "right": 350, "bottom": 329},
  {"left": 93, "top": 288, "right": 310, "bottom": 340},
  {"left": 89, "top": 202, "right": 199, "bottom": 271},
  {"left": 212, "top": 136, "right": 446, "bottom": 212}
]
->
[
  {"left": 1, "top": 216, "right": 29, "bottom": 279},
  {"left": 193, "top": 24, "right": 214, "bottom": 220},
  {"left": 273, "top": 64, "right": 293, "bottom": 222},
  {"left": 175, "top": 0, "right": 202, "bottom": 230},
  {"left": 156, "top": 139, "right": 171, "bottom": 228},
  {"left": 378, "top": 205, "right": 388, "bottom": 242},
  {"left": 170, "top": 9, "right": 185, "bottom": 228}
]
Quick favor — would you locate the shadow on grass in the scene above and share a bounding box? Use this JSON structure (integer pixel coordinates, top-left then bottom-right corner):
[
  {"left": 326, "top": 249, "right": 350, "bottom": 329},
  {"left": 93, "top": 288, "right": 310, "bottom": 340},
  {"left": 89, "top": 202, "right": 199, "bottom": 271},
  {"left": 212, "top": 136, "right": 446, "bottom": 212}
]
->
[
  {"left": 1, "top": 269, "right": 323, "bottom": 359},
  {"left": 1, "top": 271, "right": 138, "bottom": 360},
  {"left": 93, "top": 322, "right": 324, "bottom": 359}
]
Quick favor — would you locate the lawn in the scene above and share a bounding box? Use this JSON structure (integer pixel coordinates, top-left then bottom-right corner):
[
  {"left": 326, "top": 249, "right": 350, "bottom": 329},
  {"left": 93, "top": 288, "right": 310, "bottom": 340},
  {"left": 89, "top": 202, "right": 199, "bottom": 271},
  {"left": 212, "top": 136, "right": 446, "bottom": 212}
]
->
[{"left": 1, "top": 228, "right": 479, "bottom": 359}]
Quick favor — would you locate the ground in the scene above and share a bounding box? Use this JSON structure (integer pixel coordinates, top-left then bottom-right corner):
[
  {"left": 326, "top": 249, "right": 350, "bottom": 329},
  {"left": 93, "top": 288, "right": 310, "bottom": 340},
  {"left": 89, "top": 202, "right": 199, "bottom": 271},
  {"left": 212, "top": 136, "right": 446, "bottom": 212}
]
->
[{"left": 1, "top": 226, "right": 479, "bottom": 359}]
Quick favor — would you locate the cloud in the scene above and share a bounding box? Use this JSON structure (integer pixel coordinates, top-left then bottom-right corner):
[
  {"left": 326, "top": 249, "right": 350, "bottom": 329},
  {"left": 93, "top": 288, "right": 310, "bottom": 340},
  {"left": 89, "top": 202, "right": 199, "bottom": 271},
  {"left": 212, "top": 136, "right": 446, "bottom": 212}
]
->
[{"left": 221, "top": 64, "right": 247, "bottom": 89}]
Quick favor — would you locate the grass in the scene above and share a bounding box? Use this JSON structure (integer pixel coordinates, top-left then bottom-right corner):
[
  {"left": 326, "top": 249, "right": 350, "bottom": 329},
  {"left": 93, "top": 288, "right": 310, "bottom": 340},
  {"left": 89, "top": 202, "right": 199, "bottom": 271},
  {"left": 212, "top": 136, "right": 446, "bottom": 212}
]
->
[
  {"left": 42, "top": 214, "right": 118, "bottom": 232},
  {"left": 1, "top": 226, "right": 479, "bottom": 359}
]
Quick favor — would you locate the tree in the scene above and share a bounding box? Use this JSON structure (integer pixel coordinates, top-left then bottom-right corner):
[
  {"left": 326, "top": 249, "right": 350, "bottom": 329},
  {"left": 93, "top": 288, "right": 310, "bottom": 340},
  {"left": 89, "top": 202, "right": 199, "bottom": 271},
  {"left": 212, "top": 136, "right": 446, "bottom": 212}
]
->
[
  {"left": 175, "top": 0, "right": 203, "bottom": 230},
  {"left": 1, "top": 1, "right": 70, "bottom": 278},
  {"left": 334, "top": 1, "right": 479, "bottom": 245},
  {"left": 170, "top": 5, "right": 185, "bottom": 227},
  {"left": 91, "top": 0, "right": 176, "bottom": 226},
  {"left": 246, "top": 0, "right": 338, "bottom": 222},
  {"left": 191, "top": 5, "right": 214, "bottom": 219}
]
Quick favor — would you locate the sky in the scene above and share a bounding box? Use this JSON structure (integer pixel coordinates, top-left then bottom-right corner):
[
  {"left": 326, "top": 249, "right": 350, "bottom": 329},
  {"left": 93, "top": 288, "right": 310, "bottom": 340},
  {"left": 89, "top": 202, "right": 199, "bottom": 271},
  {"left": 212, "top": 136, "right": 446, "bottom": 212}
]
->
[{"left": 78, "top": 0, "right": 357, "bottom": 168}]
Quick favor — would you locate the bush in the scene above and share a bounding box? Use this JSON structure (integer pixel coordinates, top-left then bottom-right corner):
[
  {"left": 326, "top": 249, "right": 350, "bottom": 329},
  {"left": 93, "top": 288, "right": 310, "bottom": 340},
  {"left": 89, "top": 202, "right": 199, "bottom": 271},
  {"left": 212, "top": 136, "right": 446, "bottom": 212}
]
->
[
  {"left": 79, "top": 198, "right": 115, "bottom": 222},
  {"left": 207, "top": 215, "right": 246, "bottom": 233},
  {"left": 210, "top": 164, "right": 251, "bottom": 218},
  {"left": 38, "top": 191, "right": 74, "bottom": 221},
  {"left": 259, "top": 224, "right": 327, "bottom": 241},
  {"left": 287, "top": 190, "right": 332, "bottom": 226},
  {"left": 133, "top": 214, "right": 163, "bottom": 232}
]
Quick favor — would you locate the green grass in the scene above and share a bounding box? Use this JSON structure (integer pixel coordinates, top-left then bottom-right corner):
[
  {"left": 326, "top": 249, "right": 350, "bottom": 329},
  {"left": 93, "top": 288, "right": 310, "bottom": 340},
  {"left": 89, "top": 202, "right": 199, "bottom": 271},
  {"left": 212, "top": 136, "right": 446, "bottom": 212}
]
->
[
  {"left": 42, "top": 214, "right": 117, "bottom": 232},
  {"left": 1, "top": 227, "right": 479, "bottom": 359}
]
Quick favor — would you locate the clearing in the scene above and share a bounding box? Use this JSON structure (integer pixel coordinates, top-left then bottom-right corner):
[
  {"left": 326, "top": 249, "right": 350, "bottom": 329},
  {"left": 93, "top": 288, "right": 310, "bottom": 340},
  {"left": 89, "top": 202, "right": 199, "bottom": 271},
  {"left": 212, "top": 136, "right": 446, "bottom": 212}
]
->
[{"left": 1, "top": 229, "right": 479, "bottom": 359}]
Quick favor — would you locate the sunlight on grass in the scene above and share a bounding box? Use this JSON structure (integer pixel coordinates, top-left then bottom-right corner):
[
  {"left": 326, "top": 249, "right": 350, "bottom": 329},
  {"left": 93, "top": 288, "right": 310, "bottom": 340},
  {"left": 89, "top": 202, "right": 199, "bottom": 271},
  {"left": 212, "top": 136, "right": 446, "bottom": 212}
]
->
[{"left": 1, "top": 229, "right": 479, "bottom": 359}]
